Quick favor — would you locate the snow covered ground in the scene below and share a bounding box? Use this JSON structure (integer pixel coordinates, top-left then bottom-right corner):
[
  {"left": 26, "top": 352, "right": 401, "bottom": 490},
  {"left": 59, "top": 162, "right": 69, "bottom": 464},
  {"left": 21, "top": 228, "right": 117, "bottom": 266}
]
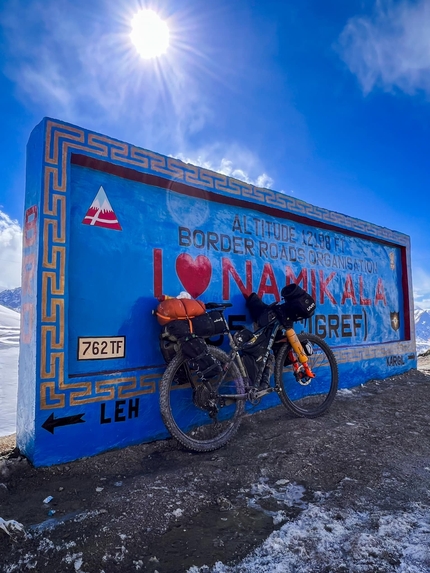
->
[
  {"left": 188, "top": 487, "right": 430, "bottom": 572},
  {"left": 0, "top": 304, "right": 20, "bottom": 437},
  {"left": 187, "top": 408, "right": 430, "bottom": 573}
]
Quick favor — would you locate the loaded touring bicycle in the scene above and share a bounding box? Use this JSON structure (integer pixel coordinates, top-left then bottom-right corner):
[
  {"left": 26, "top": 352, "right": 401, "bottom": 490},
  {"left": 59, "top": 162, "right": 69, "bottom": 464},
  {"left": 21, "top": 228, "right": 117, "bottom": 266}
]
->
[{"left": 153, "top": 285, "right": 338, "bottom": 452}]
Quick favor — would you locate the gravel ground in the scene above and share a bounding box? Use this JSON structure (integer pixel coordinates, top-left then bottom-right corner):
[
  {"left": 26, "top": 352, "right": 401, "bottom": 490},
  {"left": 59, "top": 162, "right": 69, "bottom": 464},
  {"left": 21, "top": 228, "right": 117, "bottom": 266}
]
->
[{"left": 1, "top": 359, "right": 430, "bottom": 572}]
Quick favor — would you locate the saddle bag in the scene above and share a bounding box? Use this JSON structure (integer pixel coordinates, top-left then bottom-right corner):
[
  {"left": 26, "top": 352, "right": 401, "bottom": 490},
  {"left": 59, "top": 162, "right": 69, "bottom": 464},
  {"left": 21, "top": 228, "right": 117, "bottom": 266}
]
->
[
  {"left": 160, "top": 310, "right": 226, "bottom": 343},
  {"left": 279, "top": 284, "right": 316, "bottom": 323},
  {"left": 180, "top": 334, "right": 221, "bottom": 379},
  {"left": 191, "top": 311, "right": 227, "bottom": 338},
  {"left": 158, "top": 310, "right": 227, "bottom": 366},
  {"left": 162, "top": 319, "right": 191, "bottom": 340}
]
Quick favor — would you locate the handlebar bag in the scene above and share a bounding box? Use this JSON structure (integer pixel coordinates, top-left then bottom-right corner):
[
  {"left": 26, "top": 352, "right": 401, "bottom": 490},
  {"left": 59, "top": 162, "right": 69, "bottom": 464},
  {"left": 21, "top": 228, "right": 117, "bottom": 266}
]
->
[
  {"left": 279, "top": 284, "right": 316, "bottom": 322},
  {"left": 246, "top": 292, "right": 277, "bottom": 326}
]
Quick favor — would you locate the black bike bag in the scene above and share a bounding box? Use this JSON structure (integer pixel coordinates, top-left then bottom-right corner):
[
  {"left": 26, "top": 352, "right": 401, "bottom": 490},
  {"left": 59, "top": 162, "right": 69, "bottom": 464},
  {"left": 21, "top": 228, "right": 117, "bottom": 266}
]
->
[
  {"left": 241, "top": 329, "right": 271, "bottom": 384},
  {"left": 159, "top": 311, "right": 227, "bottom": 365},
  {"left": 180, "top": 334, "right": 221, "bottom": 379},
  {"left": 191, "top": 311, "right": 227, "bottom": 338},
  {"left": 159, "top": 334, "right": 179, "bottom": 364},
  {"left": 279, "top": 284, "right": 316, "bottom": 322},
  {"left": 246, "top": 293, "right": 277, "bottom": 326},
  {"left": 162, "top": 319, "right": 191, "bottom": 340}
]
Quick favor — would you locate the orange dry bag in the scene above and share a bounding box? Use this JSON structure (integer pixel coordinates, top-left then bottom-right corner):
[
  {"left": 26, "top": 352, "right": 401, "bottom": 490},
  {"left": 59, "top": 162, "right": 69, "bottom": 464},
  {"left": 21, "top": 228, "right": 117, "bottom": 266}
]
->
[{"left": 155, "top": 298, "right": 206, "bottom": 325}]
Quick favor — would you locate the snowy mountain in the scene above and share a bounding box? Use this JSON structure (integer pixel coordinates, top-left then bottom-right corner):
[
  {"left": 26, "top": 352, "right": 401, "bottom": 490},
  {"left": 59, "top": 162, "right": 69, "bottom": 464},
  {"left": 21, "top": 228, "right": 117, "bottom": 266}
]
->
[
  {"left": 414, "top": 308, "right": 430, "bottom": 355},
  {"left": 0, "top": 286, "right": 21, "bottom": 312}
]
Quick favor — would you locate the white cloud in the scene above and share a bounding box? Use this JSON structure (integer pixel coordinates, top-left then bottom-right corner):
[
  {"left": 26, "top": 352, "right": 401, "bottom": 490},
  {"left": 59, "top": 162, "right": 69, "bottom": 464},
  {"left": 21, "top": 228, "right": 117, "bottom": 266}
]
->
[
  {"left": 175, "top": 143, "right": 275, "bottom": 189},
  {"left": 338, "top": 0, "right": 430, "bottom": 96},
  {"left": 0, "top": 210, "right": 22, "bottom": 291}
]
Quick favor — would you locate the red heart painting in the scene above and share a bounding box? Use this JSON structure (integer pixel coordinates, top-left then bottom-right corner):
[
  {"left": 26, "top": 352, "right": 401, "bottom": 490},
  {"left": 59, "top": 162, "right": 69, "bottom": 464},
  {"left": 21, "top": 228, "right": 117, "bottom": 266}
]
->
[{"left": 176, "top": 254, "right": 212, "bottom": 298}]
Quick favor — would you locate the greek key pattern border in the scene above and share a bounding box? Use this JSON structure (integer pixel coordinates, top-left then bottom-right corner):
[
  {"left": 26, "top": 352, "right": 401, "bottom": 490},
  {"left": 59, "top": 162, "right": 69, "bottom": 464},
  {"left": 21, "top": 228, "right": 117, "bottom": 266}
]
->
[
  {"left": 40, "top": 374, "right": 161, "bottom": 409},
  {"left": 39, "top": 120, "right": 412, "bottom": 409}
]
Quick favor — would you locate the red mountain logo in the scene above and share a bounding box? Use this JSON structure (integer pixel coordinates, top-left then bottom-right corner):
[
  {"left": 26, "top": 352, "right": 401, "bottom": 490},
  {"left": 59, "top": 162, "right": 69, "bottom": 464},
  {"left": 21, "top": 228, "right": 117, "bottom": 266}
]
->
[{"left": 82, "top": 187, "right": 122, "bottom": 230}]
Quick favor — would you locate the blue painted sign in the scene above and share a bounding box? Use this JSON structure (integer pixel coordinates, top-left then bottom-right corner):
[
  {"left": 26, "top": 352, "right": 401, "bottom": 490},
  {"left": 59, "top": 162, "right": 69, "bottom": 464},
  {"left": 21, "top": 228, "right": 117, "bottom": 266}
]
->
[{"left": 17, "top": 118, "right": 416, "bottom": 466}]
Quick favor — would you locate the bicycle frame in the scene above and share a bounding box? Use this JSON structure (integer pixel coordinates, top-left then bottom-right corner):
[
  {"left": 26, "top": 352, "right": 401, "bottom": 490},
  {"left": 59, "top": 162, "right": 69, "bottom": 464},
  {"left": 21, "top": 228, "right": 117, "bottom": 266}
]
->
[
  {"left": 232, "top": 320, "right": 280, "bottom": 383},
  {"left": 216, "top": 311, "right": 315, "bottom": 401}
]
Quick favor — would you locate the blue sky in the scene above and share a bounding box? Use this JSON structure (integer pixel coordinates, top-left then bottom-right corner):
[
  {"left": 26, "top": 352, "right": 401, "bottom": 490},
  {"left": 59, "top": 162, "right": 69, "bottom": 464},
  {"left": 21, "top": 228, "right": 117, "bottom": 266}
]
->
[{"left": 0, "top": 0, "right": 429, "bottom": 307}]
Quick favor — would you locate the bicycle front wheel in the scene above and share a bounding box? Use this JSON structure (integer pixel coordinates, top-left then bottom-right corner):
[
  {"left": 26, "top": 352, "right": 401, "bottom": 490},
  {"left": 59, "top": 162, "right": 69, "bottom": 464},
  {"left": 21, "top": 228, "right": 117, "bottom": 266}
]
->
[
  {"left": 159, "top": 346, "right": 245, "bottom": 452},
  {"left": 274, "top": 333, "right": 338, "bottom": 418}
]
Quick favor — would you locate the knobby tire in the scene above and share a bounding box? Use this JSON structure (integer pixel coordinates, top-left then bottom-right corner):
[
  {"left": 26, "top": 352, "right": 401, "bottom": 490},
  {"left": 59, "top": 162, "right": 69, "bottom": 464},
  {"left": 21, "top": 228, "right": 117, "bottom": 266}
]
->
[
  {"left": 274, "top": 333, "right": 338, "bottom": 418},
  {"left": 159, "top": 346, "right": 245, "bottom": 452}
]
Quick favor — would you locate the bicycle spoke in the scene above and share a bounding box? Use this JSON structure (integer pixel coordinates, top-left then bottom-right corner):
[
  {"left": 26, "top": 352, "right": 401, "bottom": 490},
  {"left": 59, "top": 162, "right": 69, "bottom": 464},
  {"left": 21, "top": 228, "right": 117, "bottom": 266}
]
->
[
  {"left": 159, "top": 347, "right": 245, "bottom": 451},
  {"left": 275, "top": 333, "right": 338, "bottom": 418}
]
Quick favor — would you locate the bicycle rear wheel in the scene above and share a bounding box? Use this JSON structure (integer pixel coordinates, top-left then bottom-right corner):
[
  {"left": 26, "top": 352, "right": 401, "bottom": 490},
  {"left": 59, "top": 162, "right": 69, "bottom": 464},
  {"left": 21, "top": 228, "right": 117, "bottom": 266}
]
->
[
  {"left": 274, "top": 333, "right": 338, "bottom": 418},
  {"left": 159, "top": 346, "right": 245, "bottom": 452}
]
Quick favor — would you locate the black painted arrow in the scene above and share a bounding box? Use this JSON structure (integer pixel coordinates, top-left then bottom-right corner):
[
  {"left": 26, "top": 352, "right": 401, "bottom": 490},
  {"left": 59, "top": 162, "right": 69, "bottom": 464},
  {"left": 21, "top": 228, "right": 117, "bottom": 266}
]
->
[{"left": 42, "top": 413, "right": 85, "bottom": 434}]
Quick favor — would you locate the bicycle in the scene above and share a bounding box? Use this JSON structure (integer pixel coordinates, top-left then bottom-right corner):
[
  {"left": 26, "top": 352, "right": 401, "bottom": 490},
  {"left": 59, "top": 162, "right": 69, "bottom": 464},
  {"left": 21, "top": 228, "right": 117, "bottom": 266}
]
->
[{"left": 157, "top": 299, "right": 338, "bottom": 452}]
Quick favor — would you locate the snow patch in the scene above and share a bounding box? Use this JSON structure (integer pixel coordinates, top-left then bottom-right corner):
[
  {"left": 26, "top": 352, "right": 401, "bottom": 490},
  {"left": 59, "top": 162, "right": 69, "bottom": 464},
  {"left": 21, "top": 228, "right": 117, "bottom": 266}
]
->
[
  {"left": 188, "top": 503, "right": 430, "bottom": 572},
  {"left": 0, "top": 305, "right": 20, "bottom": 437}
]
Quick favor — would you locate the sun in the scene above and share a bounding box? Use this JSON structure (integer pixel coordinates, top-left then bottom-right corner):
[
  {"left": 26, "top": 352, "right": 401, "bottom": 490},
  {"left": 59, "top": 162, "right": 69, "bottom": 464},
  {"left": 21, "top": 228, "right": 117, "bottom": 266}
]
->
[{"left": 130, "top": 9, "right": 169, "bottom": 59}]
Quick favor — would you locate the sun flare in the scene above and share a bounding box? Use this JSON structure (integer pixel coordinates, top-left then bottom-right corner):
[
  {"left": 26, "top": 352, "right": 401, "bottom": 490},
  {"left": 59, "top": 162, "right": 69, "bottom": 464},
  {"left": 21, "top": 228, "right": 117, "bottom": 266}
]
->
[{"left": 130, "top": 9, "right": 169, "bottom": 59}]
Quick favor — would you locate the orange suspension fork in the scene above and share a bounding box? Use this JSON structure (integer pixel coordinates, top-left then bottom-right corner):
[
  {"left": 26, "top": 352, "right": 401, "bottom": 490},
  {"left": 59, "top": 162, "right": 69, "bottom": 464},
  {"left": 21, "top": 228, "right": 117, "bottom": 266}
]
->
[{"left": 285, "top": 328, "right": 315, "bottom": 379}]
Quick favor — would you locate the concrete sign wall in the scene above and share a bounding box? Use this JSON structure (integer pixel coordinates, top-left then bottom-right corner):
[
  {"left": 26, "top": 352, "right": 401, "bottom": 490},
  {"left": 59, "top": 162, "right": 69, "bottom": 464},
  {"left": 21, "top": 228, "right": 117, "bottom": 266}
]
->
[{"left": 18, "top": 118, "right": 416, "bottom": 466}]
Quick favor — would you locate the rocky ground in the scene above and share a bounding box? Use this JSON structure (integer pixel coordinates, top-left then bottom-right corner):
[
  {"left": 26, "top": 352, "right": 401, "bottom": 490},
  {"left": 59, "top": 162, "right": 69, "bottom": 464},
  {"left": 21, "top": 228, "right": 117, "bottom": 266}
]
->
[{"left": 1, "top": 358, "right": 430, "bottom": 572}]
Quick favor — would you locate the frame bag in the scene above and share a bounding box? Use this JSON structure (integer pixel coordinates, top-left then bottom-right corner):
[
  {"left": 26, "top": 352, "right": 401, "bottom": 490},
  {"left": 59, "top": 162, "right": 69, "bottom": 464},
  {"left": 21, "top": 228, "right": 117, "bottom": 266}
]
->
[{"left": 240, "top": 329, "right": 271, "bottom": 385}]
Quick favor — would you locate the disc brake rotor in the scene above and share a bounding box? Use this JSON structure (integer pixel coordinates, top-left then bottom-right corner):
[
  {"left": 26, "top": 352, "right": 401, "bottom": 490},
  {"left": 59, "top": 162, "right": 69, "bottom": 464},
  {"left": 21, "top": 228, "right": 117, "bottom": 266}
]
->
[{"left": 193, "top": 384, "right": 214, "bottom": 410}]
